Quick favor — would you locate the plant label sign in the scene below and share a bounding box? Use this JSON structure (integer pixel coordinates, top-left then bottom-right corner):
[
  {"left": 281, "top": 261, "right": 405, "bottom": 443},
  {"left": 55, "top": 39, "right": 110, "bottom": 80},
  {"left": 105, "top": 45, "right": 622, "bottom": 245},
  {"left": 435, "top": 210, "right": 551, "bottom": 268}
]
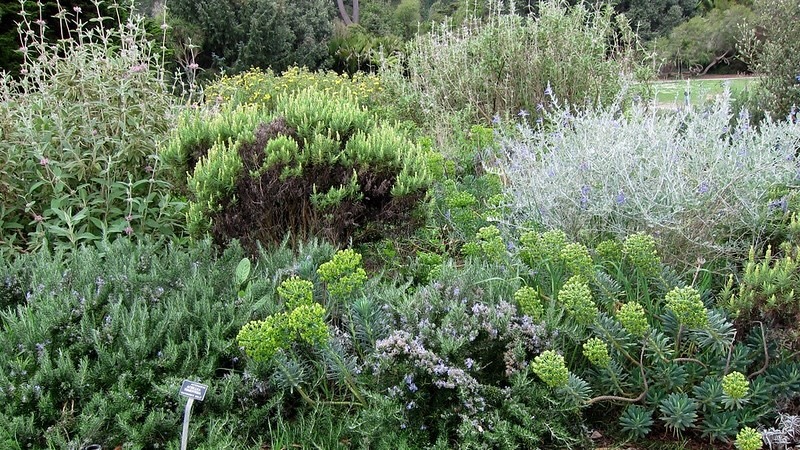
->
[
  {"left": 179, "top": 380, "right": 208, "bottom": 450},
  {"left": 179, "top": 380, "right": 208, "bottom": 401}
]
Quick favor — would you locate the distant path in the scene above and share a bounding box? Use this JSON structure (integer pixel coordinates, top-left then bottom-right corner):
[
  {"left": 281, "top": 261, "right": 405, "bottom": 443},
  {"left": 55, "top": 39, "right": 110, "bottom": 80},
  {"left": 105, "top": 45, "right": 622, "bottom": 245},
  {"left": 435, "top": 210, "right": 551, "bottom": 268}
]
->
[{"left": 654, "top": 74, "right": 760, "bottom": 83}]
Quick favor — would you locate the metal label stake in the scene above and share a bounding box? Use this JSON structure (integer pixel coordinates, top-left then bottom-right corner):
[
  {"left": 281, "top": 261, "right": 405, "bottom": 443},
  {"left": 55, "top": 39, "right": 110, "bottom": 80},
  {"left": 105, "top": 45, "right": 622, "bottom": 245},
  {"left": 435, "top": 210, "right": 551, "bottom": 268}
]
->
[{"left": 179, "top": 380, "right": 208, "bottom": 450}]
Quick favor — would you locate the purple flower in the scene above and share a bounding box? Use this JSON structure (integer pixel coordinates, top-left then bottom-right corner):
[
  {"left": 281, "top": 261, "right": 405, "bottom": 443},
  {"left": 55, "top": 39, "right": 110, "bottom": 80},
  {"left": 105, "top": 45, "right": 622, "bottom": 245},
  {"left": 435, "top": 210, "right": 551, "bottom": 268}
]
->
[
  {"left": 770, "top": 196, "right": 789, "bottom": 213},
  {"left": 615, "top": 190, "right": 625, "bottom": 205},
  {"left": 39, "top": 157, "right": 49, "bottom": 166},
  {"left": 492, "top": 114, "right": 501, "bottom": 124},
  {"left": 518, "top": 109, "right": 529, "bottom": 118},
  {"left": 471, "top": 303, "right": 489, "bottom": 316},
  {"left": 544, "top": 83, "right": 553, "bottom": 97},
  {"left": 697, "top": 181, "right": 709, "bottom": 194},
  {"left": 124, "top": 226, "right": 134, "bottom": 236},
  {"left": 465, "top": 358, "right": 475, "bottom": 370},
  {"left": 580, "top": 185, "right": 590, "bottom": 208}
]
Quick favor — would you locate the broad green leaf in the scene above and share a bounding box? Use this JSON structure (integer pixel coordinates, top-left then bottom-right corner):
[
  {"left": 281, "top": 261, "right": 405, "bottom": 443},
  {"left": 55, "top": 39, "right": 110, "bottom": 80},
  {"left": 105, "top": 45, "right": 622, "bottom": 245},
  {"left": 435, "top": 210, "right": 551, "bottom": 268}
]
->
[{"left": 235, "top": 257, "right": 251, "bottom": 286}]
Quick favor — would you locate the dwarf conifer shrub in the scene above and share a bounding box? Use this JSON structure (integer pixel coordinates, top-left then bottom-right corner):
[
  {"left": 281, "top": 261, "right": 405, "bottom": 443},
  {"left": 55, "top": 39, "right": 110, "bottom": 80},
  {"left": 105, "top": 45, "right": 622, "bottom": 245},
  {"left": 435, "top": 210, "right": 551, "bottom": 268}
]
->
[{"left": 164, "top": 86, "right": 438, "bottom": 249}]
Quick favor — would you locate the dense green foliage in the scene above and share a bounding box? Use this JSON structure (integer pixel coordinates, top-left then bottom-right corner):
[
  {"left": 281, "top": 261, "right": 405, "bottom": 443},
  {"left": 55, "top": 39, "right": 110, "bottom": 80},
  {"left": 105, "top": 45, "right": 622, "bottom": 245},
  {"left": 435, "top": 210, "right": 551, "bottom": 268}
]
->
[
  {"left": 740, "top": 0, "right": 800, "bottom": 117},
  {"left": 167, "top": 0, "right": 335, "bottom": 73},
  {"left": 3, "top": 0, "right": 800, "bottom": 449},
  {"left": 379, "top": 0, "right": 650, "bottom": 130},
  {"left": 655, "top": 4, "right": 754, "bottom": 75},
  {"left": 0, "top": 0, "right": 128, "bottom": 75},
  {"left": 616, "top": 0, "right": 698, "bottom": 41},
  {"left": 0, "top": 2, "right": 186, "bottom": 257},
  {"left": 0, "top": 238, "right": 324, "bottom": 448}
]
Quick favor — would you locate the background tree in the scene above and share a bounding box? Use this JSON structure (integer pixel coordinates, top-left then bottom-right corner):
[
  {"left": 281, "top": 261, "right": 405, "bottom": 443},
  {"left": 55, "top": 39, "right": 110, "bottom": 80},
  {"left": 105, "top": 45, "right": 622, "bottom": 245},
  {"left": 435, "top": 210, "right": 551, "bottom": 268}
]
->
[
  {"left": 655, "top": 3, "right": 754, "bottom": 75},
  {"left": 739, "top": 0, "right": 800, "bottom": 117},
  {"left": 613, "top": 0, "right": 698, "bottom": 41},
  {"left": 337, "top": 0, "right": 359, "bottom": 25},
  {"left": 168, "top": 0, "right": 334, "bottom": 74},
  {"left": 0, "top": 0, "right": 125, "bottom": 75}
]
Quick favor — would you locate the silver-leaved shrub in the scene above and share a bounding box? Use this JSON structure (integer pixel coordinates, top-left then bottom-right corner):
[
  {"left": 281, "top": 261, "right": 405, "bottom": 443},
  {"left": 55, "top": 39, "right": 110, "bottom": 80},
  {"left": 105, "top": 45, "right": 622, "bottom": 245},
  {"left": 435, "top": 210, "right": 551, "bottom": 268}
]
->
[{"left": 497, "top": 90, "right": 800, "bottom": 267}]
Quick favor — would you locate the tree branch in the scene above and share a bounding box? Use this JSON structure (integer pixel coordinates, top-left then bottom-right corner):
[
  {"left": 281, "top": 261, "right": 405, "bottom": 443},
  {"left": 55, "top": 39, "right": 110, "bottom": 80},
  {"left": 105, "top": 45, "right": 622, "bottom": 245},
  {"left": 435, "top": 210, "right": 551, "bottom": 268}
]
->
[{"left": 700, "top": 50, "right": 732, "bottom": 76}]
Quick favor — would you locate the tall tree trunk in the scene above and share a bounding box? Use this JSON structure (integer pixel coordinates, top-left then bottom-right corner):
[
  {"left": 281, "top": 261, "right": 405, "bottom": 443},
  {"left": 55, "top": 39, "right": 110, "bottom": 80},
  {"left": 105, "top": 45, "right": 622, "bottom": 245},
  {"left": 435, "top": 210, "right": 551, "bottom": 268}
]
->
[
  {"left": 336, "top": 0, "right": 359, "bottom": 25},
  {"left": 336, "top": 0, "right": 353, "bottom": 25}
]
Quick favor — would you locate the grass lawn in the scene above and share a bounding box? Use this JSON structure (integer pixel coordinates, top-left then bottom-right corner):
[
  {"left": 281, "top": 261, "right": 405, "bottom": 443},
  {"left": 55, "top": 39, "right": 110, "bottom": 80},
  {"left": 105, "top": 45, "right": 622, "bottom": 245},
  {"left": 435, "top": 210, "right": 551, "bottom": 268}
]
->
[{"left": 652, "top": 76, "right": 758, "bottom": 107}]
